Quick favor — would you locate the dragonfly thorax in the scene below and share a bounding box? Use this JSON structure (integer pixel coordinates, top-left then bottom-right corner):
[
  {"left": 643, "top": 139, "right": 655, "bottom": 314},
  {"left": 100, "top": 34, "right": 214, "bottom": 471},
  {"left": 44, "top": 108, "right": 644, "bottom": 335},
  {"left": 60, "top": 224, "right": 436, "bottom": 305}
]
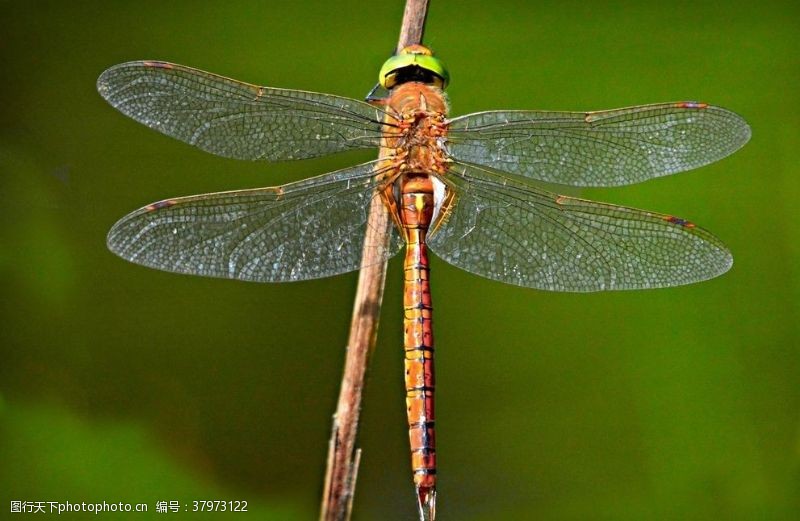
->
[{"left": 386, "top": 83, "right": 451, "bottom": 176}]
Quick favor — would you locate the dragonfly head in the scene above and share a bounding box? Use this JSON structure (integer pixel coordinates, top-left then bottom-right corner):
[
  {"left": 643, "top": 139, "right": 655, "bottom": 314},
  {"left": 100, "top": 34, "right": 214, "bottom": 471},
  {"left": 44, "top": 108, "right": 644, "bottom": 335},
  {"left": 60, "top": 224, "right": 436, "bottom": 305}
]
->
[{"left": 379, "top": 45, "right": 449, "bottom": 90}]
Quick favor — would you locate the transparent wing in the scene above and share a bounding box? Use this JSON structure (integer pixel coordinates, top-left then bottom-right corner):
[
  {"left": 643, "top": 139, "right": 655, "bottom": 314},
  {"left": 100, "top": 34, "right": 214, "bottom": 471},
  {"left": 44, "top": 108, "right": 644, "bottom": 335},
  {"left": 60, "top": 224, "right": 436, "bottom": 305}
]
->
[
  {"left": 97, "top": 61, "right": 386, "bottom": 161},
  {"left": 107, "top": 161, "right": 402, "bottom": 282},
  {"left": 447, "top": 102, "right": 750, "bottom": 187},
  {"left": 428, "top": 163, "right": 732, "bottom": 292}
]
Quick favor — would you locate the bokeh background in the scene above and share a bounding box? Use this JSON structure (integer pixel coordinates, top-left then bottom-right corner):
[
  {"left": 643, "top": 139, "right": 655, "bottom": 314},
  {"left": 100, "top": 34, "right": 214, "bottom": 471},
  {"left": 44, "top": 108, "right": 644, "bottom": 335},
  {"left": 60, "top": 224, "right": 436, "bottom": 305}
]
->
[{"left": 1, "top": 1, "right": 798, "bottom": 519}]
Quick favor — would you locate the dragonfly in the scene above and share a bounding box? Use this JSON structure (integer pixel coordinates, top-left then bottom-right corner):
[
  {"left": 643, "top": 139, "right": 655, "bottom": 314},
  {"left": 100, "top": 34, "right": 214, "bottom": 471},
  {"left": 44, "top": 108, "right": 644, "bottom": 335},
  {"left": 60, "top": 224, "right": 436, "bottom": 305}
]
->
[{"left": 97, "top": 45, "right": 750, "bottom": 520}]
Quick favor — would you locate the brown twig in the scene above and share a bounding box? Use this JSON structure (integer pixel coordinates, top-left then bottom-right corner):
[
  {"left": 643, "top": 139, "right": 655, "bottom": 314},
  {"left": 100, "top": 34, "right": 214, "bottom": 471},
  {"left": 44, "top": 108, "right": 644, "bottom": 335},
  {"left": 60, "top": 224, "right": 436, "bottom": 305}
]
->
[{"left": 319, "top": 1, "right": 430, "bottom": 520}]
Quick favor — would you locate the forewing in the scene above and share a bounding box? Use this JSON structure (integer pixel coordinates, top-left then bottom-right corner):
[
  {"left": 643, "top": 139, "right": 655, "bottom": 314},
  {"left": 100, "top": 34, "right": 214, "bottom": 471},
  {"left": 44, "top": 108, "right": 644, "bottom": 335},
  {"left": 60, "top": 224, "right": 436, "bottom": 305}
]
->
[
  {"left": 107, "top": 162, "right": 402, "bottom": 282},
  {"left": 428, "top": 163, "right": 732, "bottom": 291},
  {"left": 448, "top": 103, "right": 750, "bottom": 186},
  {"left": 97, "top": 61, "right": 385, "bottom": 161}
]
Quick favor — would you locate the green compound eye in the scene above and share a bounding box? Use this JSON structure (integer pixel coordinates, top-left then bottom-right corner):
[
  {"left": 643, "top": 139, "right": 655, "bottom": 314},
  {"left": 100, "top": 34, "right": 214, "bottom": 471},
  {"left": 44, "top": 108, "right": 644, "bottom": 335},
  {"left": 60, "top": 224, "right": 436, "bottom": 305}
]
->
[{"left": 379, "top": 45, "right": 450, "bottom": 90}]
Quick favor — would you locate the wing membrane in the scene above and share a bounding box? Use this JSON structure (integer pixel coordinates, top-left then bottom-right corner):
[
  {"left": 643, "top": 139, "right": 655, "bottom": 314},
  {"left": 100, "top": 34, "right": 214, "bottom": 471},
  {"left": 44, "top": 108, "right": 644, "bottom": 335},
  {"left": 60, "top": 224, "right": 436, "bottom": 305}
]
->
[
  {"left": 428, "top": 163, "right": 732, "bottom": 291},
  {"left": 107, "top": 161, "right": 402, "bottom": 282},
  {"left": 97, "top": 61, "right": 386, "bottom": 161},
  {"left": 447, "top": 103, "right": 750, "bottom": 186}
]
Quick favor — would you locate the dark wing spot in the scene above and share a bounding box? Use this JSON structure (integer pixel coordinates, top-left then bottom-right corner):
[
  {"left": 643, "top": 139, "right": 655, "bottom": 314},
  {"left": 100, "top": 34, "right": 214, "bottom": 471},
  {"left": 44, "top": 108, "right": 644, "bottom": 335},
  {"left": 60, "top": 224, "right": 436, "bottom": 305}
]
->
[
  {"left": 675, "top": 101, "right": 708, "bottom": 109},
  {"left": 664, "top": 215, "right": 696, "bottom": 228},
  {"left": 146, "top": 199, "right": 177, "bottom": 211},
  {"left": 142, "top": 61, "right": 174, "bottom": 69}
]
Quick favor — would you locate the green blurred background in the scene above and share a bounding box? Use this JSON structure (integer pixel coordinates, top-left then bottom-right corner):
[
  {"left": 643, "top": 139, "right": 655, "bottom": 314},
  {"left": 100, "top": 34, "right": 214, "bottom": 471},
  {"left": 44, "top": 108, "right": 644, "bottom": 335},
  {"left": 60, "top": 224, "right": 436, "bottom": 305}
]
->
[{"left": 1, "top": 1, "right": 798, "bottom": 519}]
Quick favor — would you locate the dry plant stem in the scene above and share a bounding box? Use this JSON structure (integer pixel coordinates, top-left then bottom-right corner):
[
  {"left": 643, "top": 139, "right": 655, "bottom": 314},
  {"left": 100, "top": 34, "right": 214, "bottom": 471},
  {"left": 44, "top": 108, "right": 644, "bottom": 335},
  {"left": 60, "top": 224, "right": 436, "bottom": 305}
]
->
[
  {"left": 319, "top": 196, "right": 391, "bottom": 521},
  {"left": 319, "top": 1, "right": 430, "bottom": 520},
  {"left": 397, "top": 0, "right": 429, "bottom": 52}
]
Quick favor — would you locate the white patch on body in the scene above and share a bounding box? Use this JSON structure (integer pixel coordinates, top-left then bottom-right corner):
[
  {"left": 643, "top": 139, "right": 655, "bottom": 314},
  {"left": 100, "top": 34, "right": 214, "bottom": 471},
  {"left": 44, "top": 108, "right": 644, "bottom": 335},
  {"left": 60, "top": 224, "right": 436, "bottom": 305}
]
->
[{"left": 431, "top": 176, "right": 447, "bottom": 227}]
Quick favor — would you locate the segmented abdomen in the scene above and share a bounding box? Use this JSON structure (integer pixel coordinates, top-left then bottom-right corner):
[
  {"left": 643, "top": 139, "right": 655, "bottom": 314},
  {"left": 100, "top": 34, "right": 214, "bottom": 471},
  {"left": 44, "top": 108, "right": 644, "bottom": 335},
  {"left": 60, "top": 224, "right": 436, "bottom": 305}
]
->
[{"left": 400, "top": 175, "right": 437, "bottom": 509}]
